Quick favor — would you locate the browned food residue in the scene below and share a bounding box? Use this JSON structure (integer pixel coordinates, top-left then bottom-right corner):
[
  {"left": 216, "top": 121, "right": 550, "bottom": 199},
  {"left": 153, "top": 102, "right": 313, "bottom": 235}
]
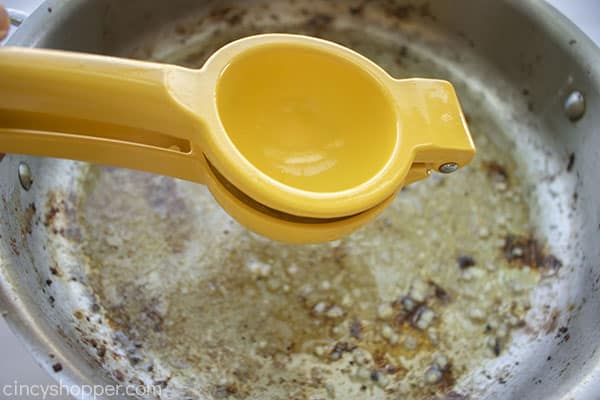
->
[{"left": 38, "top": 4, "right": 562, "bottom": 399}]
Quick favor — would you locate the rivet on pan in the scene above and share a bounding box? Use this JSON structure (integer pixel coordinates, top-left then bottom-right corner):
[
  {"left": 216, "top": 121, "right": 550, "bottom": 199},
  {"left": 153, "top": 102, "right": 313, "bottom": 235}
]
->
[
  {"left": 7, "top": 9, "right": 28, "bottom": 27},
  {"left": 564, "top": 91, "right": 585, "bottom": 121},
  {"left": 438, "top": 162, "right": 458, "bottom": 174},
  {"left": 18, "top": 161, "right": 33, "bottom": 191}
]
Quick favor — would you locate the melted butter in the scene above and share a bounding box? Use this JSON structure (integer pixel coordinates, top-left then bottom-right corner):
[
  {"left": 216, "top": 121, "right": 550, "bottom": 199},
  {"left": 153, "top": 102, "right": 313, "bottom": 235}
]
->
[{"left": 216, "top": 44, "right": 397, "bottom": 192}]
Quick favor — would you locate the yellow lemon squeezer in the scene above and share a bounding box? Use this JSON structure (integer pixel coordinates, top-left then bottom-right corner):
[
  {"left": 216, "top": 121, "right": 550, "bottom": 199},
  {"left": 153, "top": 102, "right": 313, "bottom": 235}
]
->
[{"left": 0, "top": 34, "right": 475, "bottom": 243}]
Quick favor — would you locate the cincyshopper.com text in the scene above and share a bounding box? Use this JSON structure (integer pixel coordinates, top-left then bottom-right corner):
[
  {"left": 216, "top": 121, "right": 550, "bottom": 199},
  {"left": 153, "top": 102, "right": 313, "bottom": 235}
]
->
[{"left": 2, "top": 380, "right": 162, "bottom": 399}]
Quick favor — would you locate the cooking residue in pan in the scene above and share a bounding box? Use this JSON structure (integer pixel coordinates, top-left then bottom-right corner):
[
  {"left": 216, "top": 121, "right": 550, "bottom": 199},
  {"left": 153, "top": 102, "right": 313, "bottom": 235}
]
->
[
  {"left": 72, "top": 136, "right": 547, "bottom": 399},
  {"left": 42, "top": 11, "right": 563, "bottom": 400}
]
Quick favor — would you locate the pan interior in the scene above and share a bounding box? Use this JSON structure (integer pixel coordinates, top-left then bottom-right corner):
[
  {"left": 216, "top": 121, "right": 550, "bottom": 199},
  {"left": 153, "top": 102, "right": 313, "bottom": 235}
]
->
[{"left": 8, "top": 1, "right": 580, "bottom": 399}]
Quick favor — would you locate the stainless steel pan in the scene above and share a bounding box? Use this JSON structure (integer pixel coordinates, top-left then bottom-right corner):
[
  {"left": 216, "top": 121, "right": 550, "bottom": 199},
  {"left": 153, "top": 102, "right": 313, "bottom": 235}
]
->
[{"left": 1, "top": 0, "right": 599, "bottom": 399}]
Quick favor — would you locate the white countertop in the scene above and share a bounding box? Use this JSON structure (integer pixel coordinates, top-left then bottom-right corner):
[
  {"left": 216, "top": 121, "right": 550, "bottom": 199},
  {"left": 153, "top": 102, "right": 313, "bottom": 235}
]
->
[{"left": 1, "top": 1, "right": 599, "bottom": 399}]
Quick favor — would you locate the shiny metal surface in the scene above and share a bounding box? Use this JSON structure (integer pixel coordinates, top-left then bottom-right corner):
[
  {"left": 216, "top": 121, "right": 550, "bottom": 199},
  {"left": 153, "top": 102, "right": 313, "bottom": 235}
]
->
[
  {"left": 1, "top": 0, "right": 600, "bottom": 399},
  {"left": 438, "top": 162, "right": 458, "bottom": 174},
  {"left": 564, "top": 91, "right": 586, "bottom": 121},
  {"left": 17, "top": 161, "right": 33, "bottom": 191}
]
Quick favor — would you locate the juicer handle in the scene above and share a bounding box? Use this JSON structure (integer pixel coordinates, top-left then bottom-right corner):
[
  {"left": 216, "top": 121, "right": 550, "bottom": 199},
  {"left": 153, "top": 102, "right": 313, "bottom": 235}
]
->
[
  {"left": 0, "top": 47, "right": 207, "bottom": 183},
  {"left": 392, "top": 78, "right": 476, "bottom": 183}
]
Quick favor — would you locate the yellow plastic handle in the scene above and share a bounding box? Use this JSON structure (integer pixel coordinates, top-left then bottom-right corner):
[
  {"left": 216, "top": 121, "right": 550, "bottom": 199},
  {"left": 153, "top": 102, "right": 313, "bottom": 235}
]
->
[
  {"left": 392, "top": 78, "right": 475, "bottom": 184},
  {"left": 0, "top": 47, "right": 207, "bottom": 183}
]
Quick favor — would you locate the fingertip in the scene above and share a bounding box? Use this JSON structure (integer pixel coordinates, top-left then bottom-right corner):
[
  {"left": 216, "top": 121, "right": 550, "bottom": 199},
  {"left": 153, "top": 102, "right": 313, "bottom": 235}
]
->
[{"left": 0, "top": 4, "right": 9, "bottom": 41}]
